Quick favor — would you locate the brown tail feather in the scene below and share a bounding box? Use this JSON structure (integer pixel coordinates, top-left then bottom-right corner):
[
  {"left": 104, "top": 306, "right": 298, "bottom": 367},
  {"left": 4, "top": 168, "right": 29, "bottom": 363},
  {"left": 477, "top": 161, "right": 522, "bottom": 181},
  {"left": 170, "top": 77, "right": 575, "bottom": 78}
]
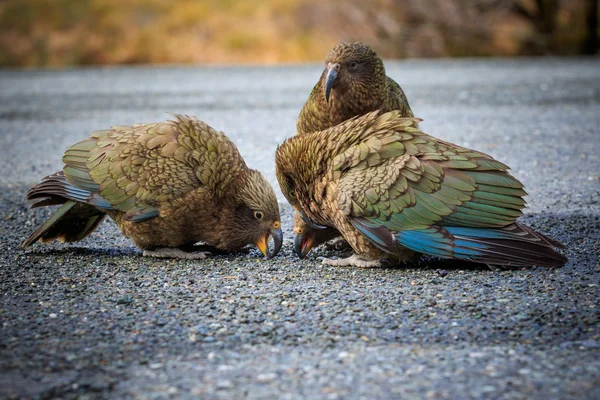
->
[
  {"left": 452, "top": 223, "right": 567, "bottom": 268},
  {"left": 26, "top": 171, "right": 71, "bottom": 203},
  {"left": 21, "top": 200, "right": 106, "bottom": 248}
]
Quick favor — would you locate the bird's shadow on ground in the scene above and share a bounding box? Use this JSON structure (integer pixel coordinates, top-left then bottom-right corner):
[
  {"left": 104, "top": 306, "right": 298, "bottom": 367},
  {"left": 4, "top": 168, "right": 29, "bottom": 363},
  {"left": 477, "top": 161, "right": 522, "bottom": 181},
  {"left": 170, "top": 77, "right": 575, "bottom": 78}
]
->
[
  {"left": 20, "top": 246, "right": 138, "bottom": 258},
  {"left": 19, "top": 243, "right": 256, "bottom": 260},
  {"left": 308, "top": 252, "right": 497, "bottom": 272},
  {"left": 407, "top": 257, "right": 495, "bottom": 272},
  {"left": 15, "top": 212, "right": 592, "bottom": 272}
]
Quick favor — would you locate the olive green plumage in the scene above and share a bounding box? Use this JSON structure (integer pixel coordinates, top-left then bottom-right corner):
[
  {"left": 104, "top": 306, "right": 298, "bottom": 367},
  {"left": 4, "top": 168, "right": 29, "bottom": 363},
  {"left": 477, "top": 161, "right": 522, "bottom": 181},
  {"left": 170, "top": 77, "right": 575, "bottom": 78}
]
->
[
  {"left": 22, "top": 114, "right": 283, "bottom": 259},
  {"left": 277, "top": 110, "right": 567, "bottom": 268},
  {"left": 296, "top": 42, "right": 413, "bottom": 136},
  {"left": 293, "top": 42, "right": 414, "bottom": 256}
]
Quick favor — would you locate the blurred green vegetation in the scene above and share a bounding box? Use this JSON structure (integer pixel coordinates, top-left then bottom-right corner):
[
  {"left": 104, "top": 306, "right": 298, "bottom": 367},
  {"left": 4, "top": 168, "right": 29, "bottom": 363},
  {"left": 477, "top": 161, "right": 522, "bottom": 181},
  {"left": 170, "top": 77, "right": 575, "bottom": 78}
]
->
[{"left": 0, "top": 0, "right": 597, "bottom": 67}]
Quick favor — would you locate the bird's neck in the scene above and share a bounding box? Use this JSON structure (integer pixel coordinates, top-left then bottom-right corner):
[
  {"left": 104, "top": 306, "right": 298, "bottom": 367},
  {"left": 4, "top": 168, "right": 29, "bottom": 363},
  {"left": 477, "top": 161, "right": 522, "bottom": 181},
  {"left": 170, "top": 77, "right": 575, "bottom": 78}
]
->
[{"left": 325, "top": 85, "right": 385, "bottom": 127}]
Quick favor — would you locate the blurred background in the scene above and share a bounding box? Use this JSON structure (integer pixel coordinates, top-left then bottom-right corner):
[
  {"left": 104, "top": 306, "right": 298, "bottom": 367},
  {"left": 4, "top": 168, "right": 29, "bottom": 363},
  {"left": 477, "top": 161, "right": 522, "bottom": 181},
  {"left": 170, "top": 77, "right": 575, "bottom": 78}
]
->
[{"left": 0, "top": 0, "right": 598, "bottom": 67}]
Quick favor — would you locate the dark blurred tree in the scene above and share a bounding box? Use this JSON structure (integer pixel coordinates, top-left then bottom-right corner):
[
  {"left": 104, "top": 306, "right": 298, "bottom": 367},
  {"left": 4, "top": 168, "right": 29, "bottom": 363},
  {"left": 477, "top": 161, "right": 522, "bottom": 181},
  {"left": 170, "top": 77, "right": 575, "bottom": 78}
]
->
[
  {"left": 488, "top": 0, "right": 598, "bottom": 55},
  {"left": 582, "top": 0, "right": 599, "bottom": 54},
  {"left": 512, "top": 0, "right": 560, "bottom": 53}
]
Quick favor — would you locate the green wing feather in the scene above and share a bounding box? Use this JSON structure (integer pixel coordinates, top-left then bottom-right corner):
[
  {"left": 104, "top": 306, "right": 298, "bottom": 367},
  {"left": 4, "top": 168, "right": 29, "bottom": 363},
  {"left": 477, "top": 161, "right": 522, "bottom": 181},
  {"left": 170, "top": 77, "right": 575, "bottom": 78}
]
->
[
  {"left": 325, "top": 112, "right": 565, "bottom": 266},
  {"left": 21, "top": 199, "right": 106, "bottom": 248},
  {"left": 61, "top": 114, "right": 247, "bottom": 217},
  {"left": 23, "top": 114, "right": 249, "bottom": 248},
  {"left": 335, "top": 116, "right": 527, "bottom": 233},
  {"left": 278, "top": 105, "right": 565, "bottom": 267}
]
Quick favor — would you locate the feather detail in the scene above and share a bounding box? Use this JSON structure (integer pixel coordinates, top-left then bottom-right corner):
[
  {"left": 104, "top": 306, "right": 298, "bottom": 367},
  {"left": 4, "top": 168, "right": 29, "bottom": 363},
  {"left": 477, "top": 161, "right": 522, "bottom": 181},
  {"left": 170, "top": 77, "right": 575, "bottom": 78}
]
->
[
  {"left": 395, "top": 224, "right": 566, "bottom": 268},
  {"left": 277, "top": 108, "right": 567, "bottom": 267},
  {"left": 24, "top": 114, "right": 281, "bottom": 255},
  {"left": 21, "top": 200, "right": 106, "bottom": 248}
]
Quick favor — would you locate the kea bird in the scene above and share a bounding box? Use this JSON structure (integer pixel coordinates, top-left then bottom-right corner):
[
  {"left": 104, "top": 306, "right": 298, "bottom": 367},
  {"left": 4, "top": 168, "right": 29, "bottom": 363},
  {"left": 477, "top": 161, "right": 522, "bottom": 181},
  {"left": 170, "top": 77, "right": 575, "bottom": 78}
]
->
[
  {"left": 296, "top": 41, "right": 414, "bottom": 136},
  {"left": 276, "top": 111, "right": 567, "bottom": 269},
  {"left": 294, "top": 41, "right": 415, "bottom": 257},
  {"left": 22, "top": 114, "right": 283, "bottom": 259}
]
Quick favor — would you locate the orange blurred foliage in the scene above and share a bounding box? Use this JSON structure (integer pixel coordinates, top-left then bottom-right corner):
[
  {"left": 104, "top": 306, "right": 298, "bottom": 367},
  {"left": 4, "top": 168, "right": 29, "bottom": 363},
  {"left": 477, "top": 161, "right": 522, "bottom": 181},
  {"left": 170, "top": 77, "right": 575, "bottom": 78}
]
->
[{"left": 0, "top": 0, "right": 597, "bottom": 67}]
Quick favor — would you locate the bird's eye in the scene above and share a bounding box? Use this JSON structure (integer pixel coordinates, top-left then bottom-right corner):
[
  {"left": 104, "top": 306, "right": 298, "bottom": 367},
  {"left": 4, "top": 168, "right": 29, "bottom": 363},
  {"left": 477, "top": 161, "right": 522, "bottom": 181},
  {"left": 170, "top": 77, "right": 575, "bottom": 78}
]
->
[
  {"left": 254, "top": 211, "right": 264, "bottom": 220},
  {"left": 350, "top": 61, "right": 358, "bottom": 69},
  {"left": 289, "top": 190, "right": 296, "bottom": 198}
]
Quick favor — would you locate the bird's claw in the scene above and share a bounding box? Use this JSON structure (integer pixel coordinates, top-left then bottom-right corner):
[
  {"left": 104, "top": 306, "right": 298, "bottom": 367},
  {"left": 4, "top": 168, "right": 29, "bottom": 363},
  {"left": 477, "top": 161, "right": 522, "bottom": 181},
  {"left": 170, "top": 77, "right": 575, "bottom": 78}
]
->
[
  {"left": 143, "top": 247, "right": 211, "bottom": 260},
  {"left": 321, "top": 254, "right": 386, "bottom": 268}
]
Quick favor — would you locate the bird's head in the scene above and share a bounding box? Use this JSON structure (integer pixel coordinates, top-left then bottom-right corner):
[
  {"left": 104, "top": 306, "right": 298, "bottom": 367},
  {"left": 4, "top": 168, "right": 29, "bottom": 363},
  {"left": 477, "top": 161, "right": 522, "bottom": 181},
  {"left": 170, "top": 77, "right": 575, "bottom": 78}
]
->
[
  {"left": 233, "top": 170, "right": 282, "bottom": 258},
  {"left": 322, "top": 42, "right": 386, "bottom": 104},
  {"left": 293, "top": 211, "right": 340, "bottom": 259}
]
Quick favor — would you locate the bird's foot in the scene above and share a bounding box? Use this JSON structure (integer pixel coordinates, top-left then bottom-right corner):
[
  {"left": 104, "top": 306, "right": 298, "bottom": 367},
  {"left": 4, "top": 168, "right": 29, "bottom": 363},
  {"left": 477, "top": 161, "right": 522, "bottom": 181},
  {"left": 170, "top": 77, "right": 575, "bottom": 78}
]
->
[
  {"left": 143, "top": 247, "right": 211, "bottom": 260},
  {"left": 322, "top": 254, "right": 386, "bottom": 268}
]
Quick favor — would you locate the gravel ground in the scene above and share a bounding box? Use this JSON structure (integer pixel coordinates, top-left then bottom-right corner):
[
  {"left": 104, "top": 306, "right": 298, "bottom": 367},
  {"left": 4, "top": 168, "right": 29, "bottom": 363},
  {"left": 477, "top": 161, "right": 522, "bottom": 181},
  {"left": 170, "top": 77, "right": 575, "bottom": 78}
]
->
[{"left": 1, "top": 58, "right": 599, "bottom": 399}]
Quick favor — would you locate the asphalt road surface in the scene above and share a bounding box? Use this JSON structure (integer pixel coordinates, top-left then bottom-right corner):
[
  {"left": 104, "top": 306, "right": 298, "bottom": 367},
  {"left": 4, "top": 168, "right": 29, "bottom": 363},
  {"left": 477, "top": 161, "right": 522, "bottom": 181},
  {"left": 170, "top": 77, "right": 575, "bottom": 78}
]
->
[{"left": 1, "top": 58, "right": 599, "bottom": 399}]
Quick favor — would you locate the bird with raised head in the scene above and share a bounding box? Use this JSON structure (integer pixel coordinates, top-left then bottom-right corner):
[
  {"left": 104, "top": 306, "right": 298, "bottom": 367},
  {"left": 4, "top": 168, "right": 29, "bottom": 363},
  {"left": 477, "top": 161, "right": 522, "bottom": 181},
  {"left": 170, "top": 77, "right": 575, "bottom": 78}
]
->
[
  {"left": 293, "top": 41, "right": 415, "bottom": 258},
  {"left": 296, "top": 41, "right": 414, "bottom": 136}
]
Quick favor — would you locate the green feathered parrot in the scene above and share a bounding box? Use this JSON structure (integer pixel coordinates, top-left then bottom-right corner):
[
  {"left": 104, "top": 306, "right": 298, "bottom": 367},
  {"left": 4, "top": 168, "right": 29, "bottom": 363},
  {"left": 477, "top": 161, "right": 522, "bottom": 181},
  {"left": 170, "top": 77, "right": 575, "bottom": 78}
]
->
[
  {"left": 276, "top": 110, "right": 567, "bottom": 268},
  {"left": 296, "top": 41, "right": 414, "bottom": 136},
  {"left": 22, "top": 114, "right": 283, "bottom": 259},
  {"left": 294, "top": 41, "right": 415, "bottom": 257}
]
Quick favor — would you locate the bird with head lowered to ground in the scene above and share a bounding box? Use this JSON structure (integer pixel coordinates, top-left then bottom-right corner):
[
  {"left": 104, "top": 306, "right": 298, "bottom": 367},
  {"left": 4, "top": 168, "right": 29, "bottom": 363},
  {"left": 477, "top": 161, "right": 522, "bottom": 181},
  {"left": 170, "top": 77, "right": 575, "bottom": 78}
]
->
[
  {"left": 22, "top": 114, "right": 283, "bottom": 259},
  {"left": 293, "top": 211, "right": 346, "bottom": 259},
  {"left": 277, "top": 110, "right": 567, "bottom": 269}
]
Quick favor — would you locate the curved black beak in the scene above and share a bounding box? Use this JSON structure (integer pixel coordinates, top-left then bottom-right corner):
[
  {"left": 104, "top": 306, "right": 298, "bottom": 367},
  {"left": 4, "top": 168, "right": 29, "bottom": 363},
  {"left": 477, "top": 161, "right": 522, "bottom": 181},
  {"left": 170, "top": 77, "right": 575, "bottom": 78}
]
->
[
  {"left": 294, "top": 232, "right": 307, "bottom": 259},
  {"left": 256, "top": 226, "right": 283, "bottom": 259},
  {"left": 267, "top": 227, "right": 283, "bottom": 259},
  {"left": 325, "top": 67, "right": 338, "bottom": 103},
  {"left": 300, "top": 211, "right": 327, "bottom": 230}
]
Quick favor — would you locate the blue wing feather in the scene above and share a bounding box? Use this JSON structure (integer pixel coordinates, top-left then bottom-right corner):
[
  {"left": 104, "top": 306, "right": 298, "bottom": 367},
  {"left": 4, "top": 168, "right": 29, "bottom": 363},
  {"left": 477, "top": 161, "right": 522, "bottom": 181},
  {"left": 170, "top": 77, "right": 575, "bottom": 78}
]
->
[{"left": 352, "top": 223, "right": 568, "bottom": 268}]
